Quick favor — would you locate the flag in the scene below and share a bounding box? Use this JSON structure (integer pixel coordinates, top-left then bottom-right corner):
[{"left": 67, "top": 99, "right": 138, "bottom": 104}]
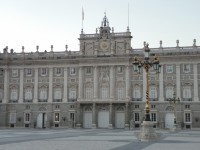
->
[{"left": 82, "top": 7, "right": 84, "bottom": 21}]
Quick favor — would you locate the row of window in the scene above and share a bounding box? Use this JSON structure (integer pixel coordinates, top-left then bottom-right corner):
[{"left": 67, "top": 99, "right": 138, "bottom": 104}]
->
[
  {"left": 133, "top": 86, "right": 192, "bottom": 99},
  {"left": 166, "top": 64, "right": 191, "bottom": 73},
  {"left": 0, "top": 85, "right": 193, "bottom": 101},
  {"left": 134, "top": 112, "right": 191, "bottom": 123}
]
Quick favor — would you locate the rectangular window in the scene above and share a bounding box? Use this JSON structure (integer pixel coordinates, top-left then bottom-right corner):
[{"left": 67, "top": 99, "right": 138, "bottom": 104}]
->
[
  {"left": 102, "top": 87, "right": 109, "bottom": 98},
  {"left": 9, "top": 113, "right": 16, "bottom": 123},
  {"left": 86, "top": 67, "right": 91, "bottom": 74},
  {"left": 183, "top": 64, "right": 190, "bottom": 73},
  {"left": 26, "top": 68, "right": 32, "bottom": 76},
  {"left": 185, "top": 113, "right": 191, "bottom": 122},
  {"left": 185, "top": 105, "right": 190, "bottom": 109},
  {"left": 70, "top": 67, "right": 76, "bottom": 75},
  {"left": 134, "top": 113, "right": 140, "bottom": 122},
  {"left": 55, "top": 113, "right": 60, "bottom": 122},
  {"left": 117, "top": 66, "right": 123, "bottom": 73},
  {"left": 117, "top": 87, "right": 124, "bottom": 99},
  {"left": 10, "top": 89, "right": 18, "bottom": 100},
  {"left": 151, "top": 105, "right": 156, "bottom": 109},
  {"left": 70, "top": 112, "right": 75, "bottom": 121},
  {"left": 56, "top": 68, "right": 61, "bottom": 75},
  {"left": 41, "top": 68, "right": 47, "bottom": 76},
  {"left": 166, "top": 65, "right": 173, "bottom": 73},
  {"left": 69, "top": 89, "right": 76, "bottom": 99},
  {"left": 12, "top": 69, "right": 18, "bottom": 77},
  {"left": 151, "top": 113, "right": 157, "bottom": 122},
  {"left": 25, "top": 113, "right": 30, "bottom": 122},
  {"left": 134, "top": 105, "right": 139, "bottom": 108}
]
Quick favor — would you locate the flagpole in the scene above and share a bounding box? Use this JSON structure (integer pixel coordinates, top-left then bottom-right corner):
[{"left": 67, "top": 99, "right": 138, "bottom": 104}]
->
[{"left": 81, "top": 7, "right": 84, "bottom": 33}]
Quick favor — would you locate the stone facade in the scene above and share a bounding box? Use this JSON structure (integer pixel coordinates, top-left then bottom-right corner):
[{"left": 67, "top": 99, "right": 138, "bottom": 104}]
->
[{"left": 0, "top": 15, "right": 200, "bottom": 129}]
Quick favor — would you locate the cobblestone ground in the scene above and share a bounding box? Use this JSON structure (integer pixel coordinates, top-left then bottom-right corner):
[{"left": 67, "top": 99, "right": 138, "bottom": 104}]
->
[{"left": 0, "top": 129, "right": 200, "bottom": 150}]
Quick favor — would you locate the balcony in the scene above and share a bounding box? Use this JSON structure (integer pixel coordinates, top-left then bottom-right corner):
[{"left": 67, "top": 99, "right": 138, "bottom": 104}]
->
[
  {"left": 68, "top": 98, "right": 77, "bottom": 102},
  {"left": 9, "top": 100, "right": 18, "bottom": 103},
  {"left": 149, "top": 98, "right": 158, "bottom": 101},
  {"left": 182, "top": 98, "right": 192, "bottom": 101},
  {"left": 132, "top": 98, "right": 142, "bottom": 101},
  {"left": 53, "top": 99, "right": 62, "bottom": 102},
  {"left": 24, "top": 99, "right": 33, "bottom": 103},
  {"left": 38, "top": 99, "right": 48, "bottom": 102}
]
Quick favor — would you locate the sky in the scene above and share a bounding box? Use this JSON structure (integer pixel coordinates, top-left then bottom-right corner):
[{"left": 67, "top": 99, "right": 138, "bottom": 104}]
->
[{"left": 0, "top": 0, "right": 200, "bottom": 53}]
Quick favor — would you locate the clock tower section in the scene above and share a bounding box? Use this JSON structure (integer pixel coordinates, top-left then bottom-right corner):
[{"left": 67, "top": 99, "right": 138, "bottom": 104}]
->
[{"left": 79, "top": 14, "right": 132, "bottom": 56}]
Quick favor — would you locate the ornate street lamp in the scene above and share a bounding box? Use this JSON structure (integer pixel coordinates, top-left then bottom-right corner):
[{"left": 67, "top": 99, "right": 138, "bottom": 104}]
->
[
  {"left": 133, "top": 42, "right": 161, "bottom": 121},
  {"left": 167, "top": 92, "right": 180, "bottom": 125}
]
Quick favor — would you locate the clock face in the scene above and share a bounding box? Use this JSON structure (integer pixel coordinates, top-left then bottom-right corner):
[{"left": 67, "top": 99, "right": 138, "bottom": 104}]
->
[{"left": 100, "top": 42, "right": 109, "bottom": 50}]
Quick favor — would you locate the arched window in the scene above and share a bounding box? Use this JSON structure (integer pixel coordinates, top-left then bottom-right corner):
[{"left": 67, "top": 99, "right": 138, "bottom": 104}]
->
[
  {"left": 85, "top": 87, "right": 93, "bottom": 99},
  {"left": 39, "top": 88, "right": 47, "bottom": 100},
  {"left": 117, "top": 87, "right": 124, "bottom": 99},
  {"left": 101, "top": 86, "right": 109, "bottom": 98},
  {"left": 25, "top": 88, "right": 32, "bottom": 100},
  {"left": 54, "top": 88, "right": 62, "bottom": 100},
  {"left": 149, "top": 86, "right": 157, "bottom": 99},
  {"left": 69, "top": 88, "right": 76, "bottom": 99},
  {"left": 0, "top": 89, "right": 3, "bottom": 100},
  {"left": 10, "top": 88, "right": 18, "bottom": 100},
  {"left": 133, "top": 86, "right": 141, "bottom": 99},
  {"left": 183, "top": 86, "right": 191, "bottom": 99},
  {"left": 166, "top": 86, "right": 174, "bottom": 99}
]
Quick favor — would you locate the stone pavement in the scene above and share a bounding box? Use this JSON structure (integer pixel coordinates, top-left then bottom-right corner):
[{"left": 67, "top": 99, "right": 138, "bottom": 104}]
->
[{"left": 0, "top": 129, "right": 200, "bottom": 150}]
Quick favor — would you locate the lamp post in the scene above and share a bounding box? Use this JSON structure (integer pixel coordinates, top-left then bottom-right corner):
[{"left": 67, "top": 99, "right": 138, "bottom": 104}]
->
[
  {"left": 133, "top": 42, "right": 161, "bottom": 121},
  {"left": 133, "top": 42, "right": 161, "bottom": 141},
  {"left": 167, "top": 92, "right": 180, "bottom": 126}
]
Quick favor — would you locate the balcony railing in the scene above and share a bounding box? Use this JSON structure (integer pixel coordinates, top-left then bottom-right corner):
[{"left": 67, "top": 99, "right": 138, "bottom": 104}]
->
[
  {"left": 68, "top": 98, "right": 77, "bottom": 102},
  {"left": 9, "top": 100, "right": 18, "bottom": 103},
  {"left": 24, "top": 99, "right": 33, "bottom": 103},
  {"left": 182, "top": 98, "right": 192, "bottom": 101},
  {"left": 38, "top": 99, "right": 48, "bottom": 102},
  {"left": 53, "top": 99, "right": 62, "bottom": 102},
  {"left": 132, "top": 98, "right": 142, "bottom": 101},
  {"left": 149, "top": 98, "right": 158, "bottom": 101}
]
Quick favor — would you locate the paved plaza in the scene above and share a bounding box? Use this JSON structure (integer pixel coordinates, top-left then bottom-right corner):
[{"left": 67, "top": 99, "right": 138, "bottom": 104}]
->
[{"left": 0, "top": 128, "right": 200, "bottom": 150}]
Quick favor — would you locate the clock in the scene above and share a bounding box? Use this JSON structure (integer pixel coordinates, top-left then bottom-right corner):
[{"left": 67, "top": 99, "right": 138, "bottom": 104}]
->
[{"left": 100, "top": 41, "right": 109, "bottom": 50}]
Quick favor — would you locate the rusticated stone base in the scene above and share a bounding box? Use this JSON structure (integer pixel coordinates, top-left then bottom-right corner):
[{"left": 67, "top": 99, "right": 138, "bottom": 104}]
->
[{"left": 135, "top": 121, "right": 160, "bottom": 142}]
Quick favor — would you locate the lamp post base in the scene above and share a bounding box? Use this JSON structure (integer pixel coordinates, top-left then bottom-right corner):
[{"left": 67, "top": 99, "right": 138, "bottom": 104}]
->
[{"left": 135, "top": 121, "right": 160, "bottom": 142}]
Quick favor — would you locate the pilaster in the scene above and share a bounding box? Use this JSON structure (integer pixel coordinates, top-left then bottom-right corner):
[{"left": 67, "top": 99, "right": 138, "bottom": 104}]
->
[
  {"left": 33, "top": 68, "right": 38, "bottom": 103},
  {"left": 159, "top": 66, "right": 164, "bottom": 101},
  {"left": 92, "top": 103, "right": 97, "bottom": 128},
  {"left": 3, "top": 67, "right": 9, "bottom": 103},
  {"left": 78, "top": 67, "right": 83, "bottom": 99},
  {"left": 93, "top": 66, "right": 98, "bottom": 99},
  {"left": 125, "top": 102, "right": 130, "bottom": 129},
  {"left": 109, "top": 66, "right": 114, "bottom": 99},
  {"left": 19, "top": 68, "right": 24, "bottom": 103},
  {"left": 109, "top": 103, "right": 113, "bottom": 129},
  {"left": 176, "top": 64, "right": 181, "bottom": 98},
  {"left": 63, "top": 68, "right": 68, "bottom": 102},
  {"left": 193, "top": 64, "right": 199, "bottom": 101},
  {"left": 125, "top": 65, "right": 130, "bottom": 99},
  {"left": 48, "top": 68, "right": 53, "bottom": 103}
]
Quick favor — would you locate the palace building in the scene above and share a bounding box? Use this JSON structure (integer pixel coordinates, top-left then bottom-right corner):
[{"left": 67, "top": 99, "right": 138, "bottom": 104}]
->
[{"left": 0, "top": 15, "right": 200, "bottom": 129}]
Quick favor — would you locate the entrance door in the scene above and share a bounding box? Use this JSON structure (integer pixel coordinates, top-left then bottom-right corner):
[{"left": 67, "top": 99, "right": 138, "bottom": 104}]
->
[
  {"left": 37, "top": 113, "right": 47, "bottom": 128},
  {"left": 115, "top": 112, "right": 125, "bottom": 128},
  {"left": 98, "top": 111, "right": 109, "bottom": 128},
  {"left": 165, "top": 113, "right": 174, "bottom": 129},
  {"left": 83, "top": 112, "right": 92, "bottom": 128}
]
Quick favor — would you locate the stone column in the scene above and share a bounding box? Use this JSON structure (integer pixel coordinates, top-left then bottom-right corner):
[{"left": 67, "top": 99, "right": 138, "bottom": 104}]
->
[
  {"left": 78, "top": 67, "right": 83, "bottom": 99},
  {"left": 176, "top": 64, "right": 181, "bottom": 98},
  {"left": 142, "top": 68, "right": 146, "bottom": 101},
  {"left": 93, "top": 66, "right": 98, "bottom": 99},
  {"left": 19, "top": 68, "right": 24, "bottom": 103},
  {"left": 33, "top": 68, "right": 38, "bottom": 103},
  {"left": 48, "top": 68, "right": 53, "bottom": 103},
  {"left": 193, "top": 64, "right": 199, "bottom": 101},
  {"left": 92, "top": 103, "right": 96, "bottom": 128},
  {"left": 159, "top": 65, "right": 164, "bottom": 101},
  {"left": 110, "top": 66, "right": 114, "bottom": 99},
  {"left": 125, "top": 66, "right": 130, "bottom": 99},
  {"left": 125, "top": 102, "right": 130, "bottom": 129},
  {"left": 63, "top": 68, "right": 68, "bottom": 102},
  {"left": 76, "top": 102, "right": 82, "bottom": 128},
  {"left": 109, "top": 103, "right": 113, "bottom": 129},
  {"left": 3, "top": 67, "right": 9, "bottom": 103}
]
